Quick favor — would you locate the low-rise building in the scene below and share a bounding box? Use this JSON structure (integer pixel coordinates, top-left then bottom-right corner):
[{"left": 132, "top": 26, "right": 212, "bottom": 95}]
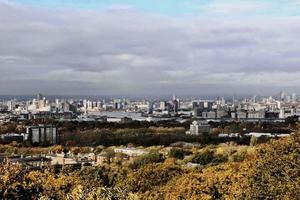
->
[
  {"left": 114, "top": 147, "right": 147, "bottom": 157},
  {"left": 11, "top": 156, "right": 51, "bottom": 169},
  {"left": 248, "top": 110, "right": 265, "bottom": 119},
  {"left": 279, "top": 108, "right": 298, "bottom": 119},
  {"left": 0, "top": 133, "right": 28, "bottom": 143},
  {"left": 186, "top": 121, "right": 210, "bottom": 135},
  {"left": 245, "top": 132, "right": 272, "bottom": 137},
  {"left": 216, "top": 110, "right": 228, "bottom": 119},
  {"left": 202, "top": 111, "right": 216, "bottom": 119},
  {"left": 218, "top": 133, "right": 240, "bottom": 138},
  {"left": 237, "top": 111, "right": 247, "bottom": 119}
]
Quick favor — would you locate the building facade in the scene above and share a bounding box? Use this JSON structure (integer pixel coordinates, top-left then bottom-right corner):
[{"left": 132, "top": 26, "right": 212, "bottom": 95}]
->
[
  {"left": 26, "top": 125, "right": 57, "bottom": 146},
  {"left": 186, "top": 121, "right": 210, "bottom": 135}
]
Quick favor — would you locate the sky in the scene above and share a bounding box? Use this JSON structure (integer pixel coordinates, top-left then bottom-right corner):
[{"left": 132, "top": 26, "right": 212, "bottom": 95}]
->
[{"left": 1, "top": 0, "right": 300, "bottom": 96}]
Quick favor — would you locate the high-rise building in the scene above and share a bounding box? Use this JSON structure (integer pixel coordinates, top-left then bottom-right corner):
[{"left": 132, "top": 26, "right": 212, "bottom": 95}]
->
[
  {"left": 192, "top": 101, "right": 198, "bottom": 109},
  {"left": 37, "top": 93, "right": 44, "bottom": 101},
  {"left": 292, "top": 93, "right": 297, "bottom": 102},
  {"left": 280, "top": 91, "right": 285, "bottom": 101},
  {"left": 147, "top": 102, "right": 153, "bottom": 114},
  {"left": 26, "top": 125, "right": 57, "bottom": 146},
  {"left": 285, "top": 95, "right": 291, "bottom": 103},
  {"left": 252, "top": 95, "right": 257, "bottom": 103},
  {"left": 160, "top": 101, "right": 167, "bottom": 111},
  {"left": 7, "top": 100, "right": 15, "bottom": 111},
  {"left": 172, "top": 99, "right": 179, "bottom": 113}
]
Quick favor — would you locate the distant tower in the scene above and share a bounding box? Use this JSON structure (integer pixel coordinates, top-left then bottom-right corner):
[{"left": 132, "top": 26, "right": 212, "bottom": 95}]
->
[
  {"left": 253, "top": 95, "right": 257, "bottom": 103},
  {"left": 280, "top": 91, "right": 285, "bottom": 101},
  {"left": 172, "top": 95, "right": 179, "bottom": 114},
  {"left": 37, "top": 93, "right": 44, "bottom": 101},
  {"left": 292, "top": 93, "right": 297, "bottom": 102},
  {"left": 160, "top": 101, "right": 166, "bottom": 111},
  {"left": 172, "top": 95, "right": 176, "bottom": 101},
  {"left": 148, "top": 102, "right": 153, "bottom": 114},
  {"left": 173, "top": 100, "right": 179, "bottom": 113}
]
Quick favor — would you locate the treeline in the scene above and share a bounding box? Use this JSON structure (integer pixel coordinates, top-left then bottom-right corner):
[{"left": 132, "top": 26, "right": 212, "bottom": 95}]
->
[
  {"left": 61, "top": 128, "right": 251, "bottom": 147},
  {"left": 209, "top": 120, "right": 293, "bottom": 134},
  {"left": 0, "top": 120, "right": 191, "bottom": 134},
  {"left": 1, "top": 117, "right": 296, "bottom": 136},
  {"left": 47, "top": 120, "right": 191, "bottom": 131},
  {"left": 58, "top": 119, "right": 296, "bottom": 133}
]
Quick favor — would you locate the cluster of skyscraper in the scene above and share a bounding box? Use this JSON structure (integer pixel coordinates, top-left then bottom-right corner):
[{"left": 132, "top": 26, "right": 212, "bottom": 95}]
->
[{"left": 0, "top": 92, "right": 299, "bottom": 122}]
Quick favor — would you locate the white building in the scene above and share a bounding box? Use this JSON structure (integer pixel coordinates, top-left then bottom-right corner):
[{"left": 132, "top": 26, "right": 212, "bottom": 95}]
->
[
  {"left": 186, "top": 121, "right": 210, "bottom": 135},
  {"left": 114, "top": 147, "right": 147, "bottom": 157},
  {"left": 279, "top": 108, "right": 296, "bottom": 119},
  {"left": 248, "top": 110, "right": 265, "bottom": 119},
  {"left": 245, "top": 132, "right": 272, "bottom": 137},
  {"left": 237, "top": 111, "right": 247, "bottom": 119}
]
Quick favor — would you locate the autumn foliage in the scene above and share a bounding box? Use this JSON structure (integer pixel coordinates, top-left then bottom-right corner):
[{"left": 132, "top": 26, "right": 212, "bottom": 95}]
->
[{"left": 0, "top": 128, "right": 300, "bottom": 199}]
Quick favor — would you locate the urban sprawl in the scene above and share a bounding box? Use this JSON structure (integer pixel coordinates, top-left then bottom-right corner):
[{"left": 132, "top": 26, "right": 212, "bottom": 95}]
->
[
  {"left": 1, "top": 92, "right": 299, "bottom": 123},
  {"left": 0, "top": 92, "right": 297, "bottom": 170}
]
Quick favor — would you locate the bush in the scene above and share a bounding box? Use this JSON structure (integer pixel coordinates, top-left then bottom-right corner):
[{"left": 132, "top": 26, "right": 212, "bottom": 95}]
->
[
  {"left": 129, "top": 151, "right": 164, "bottom": 169},
  {"left": 190, "top": 150, "right": 214, "bottom": 165},
  {"left": 190, "top": 150, "right": 226, "bottom": 165},
  {"left": 168, "top": 148, "right": 191, "bottom": 159}
]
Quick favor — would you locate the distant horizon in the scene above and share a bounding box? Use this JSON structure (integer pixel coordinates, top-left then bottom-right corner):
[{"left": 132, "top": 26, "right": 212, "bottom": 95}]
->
[
  {"left": 0, "top": 92, "right": 287, "bottom": 100},
  {"left": 0, "top": 89, "right": 294, "bottom": 98}
]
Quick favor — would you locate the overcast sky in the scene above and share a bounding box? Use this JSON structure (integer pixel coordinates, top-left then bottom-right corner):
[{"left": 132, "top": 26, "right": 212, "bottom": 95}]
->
[{"left": 1, "top": 0, "right": 300, "bottom": 96}]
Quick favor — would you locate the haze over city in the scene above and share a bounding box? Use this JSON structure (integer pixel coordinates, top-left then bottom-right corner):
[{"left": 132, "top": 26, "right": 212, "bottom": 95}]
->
[{"left": 1, "top": 0, "right": 300, "bottom": 95}]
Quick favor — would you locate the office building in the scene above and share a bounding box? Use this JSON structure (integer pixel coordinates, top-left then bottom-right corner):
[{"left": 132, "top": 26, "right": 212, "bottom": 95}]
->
[
  {"left": 186, "top": 121, "right": 210, "bottom": 135},
  {"left": 26, "top": 125, "right": 57, "bottom": 146}
]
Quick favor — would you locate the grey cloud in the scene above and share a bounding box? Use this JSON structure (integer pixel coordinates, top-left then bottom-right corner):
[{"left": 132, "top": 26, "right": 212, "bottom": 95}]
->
[{"left": 0, "top": 1, "right": 300, "bottom": 96}]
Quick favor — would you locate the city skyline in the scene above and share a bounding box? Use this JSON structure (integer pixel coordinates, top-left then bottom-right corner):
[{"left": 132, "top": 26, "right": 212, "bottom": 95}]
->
[
  {"left": 0, "top": 91, "right": 298, "bottom": 101},
  {"left": 1, "top": 0, "right": 300, "bottom": 95},
  {"left": 1, "top": 91, "right": 300, "bottom": 122}
]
